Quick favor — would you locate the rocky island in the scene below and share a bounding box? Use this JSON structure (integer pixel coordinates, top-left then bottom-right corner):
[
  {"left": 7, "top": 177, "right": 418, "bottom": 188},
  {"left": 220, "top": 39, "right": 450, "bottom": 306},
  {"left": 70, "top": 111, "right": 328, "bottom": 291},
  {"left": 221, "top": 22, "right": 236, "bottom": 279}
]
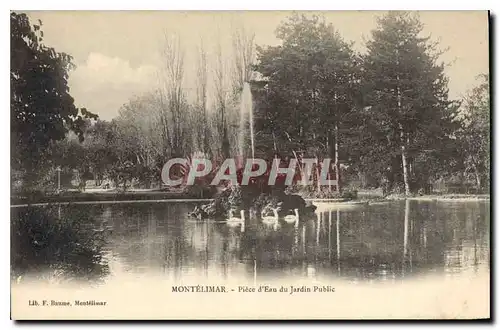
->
[{"left": 189, "top": 185, "right": 317, "bottom": 221}]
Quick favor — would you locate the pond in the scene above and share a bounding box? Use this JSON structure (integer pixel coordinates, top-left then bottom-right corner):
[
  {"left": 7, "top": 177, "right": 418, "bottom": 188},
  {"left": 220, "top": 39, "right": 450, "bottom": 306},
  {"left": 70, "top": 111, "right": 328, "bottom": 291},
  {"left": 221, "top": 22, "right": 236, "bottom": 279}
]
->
[{"left": 11, "top": 199, "right": 490, "bottom": 285}]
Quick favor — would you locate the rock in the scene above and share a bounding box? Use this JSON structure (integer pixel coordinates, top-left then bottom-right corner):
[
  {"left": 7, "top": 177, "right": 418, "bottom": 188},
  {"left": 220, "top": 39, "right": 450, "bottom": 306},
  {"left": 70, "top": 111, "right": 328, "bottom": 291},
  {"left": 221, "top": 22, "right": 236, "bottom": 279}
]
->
[
  {"left": 189, "top": 205, "right": 207, "bottom": 219},
  {"left": 201, "top": 203, "right": 217, "bottom": 217},
  {"left": 190, "top": 185, "right": 316, "bottom": 221}
]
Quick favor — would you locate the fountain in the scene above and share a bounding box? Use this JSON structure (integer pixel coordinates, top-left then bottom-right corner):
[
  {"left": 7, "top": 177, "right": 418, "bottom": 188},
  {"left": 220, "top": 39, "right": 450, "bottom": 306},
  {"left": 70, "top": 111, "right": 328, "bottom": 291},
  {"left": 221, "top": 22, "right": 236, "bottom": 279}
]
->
[
  {"left": 238, "top": 82, "right": 255, "bottom": 160},
  {"left": 189, "top": 81, "right": 316, "bottom": 223}
]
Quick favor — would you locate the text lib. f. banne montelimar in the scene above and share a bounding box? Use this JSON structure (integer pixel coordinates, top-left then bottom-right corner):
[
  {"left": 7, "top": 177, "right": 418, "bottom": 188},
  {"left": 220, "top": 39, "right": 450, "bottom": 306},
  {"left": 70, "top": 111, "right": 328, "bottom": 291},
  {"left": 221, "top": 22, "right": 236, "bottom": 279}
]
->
[{"left": 29, "top": 300, "right": 107, "bottom": 306}]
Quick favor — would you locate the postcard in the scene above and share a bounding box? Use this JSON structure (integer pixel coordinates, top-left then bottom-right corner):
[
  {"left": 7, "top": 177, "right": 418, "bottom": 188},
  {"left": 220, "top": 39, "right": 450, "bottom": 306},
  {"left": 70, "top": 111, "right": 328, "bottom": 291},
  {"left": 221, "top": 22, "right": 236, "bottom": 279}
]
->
[{"left": 10, "top": 10, "right": 490, "bottom": 320}]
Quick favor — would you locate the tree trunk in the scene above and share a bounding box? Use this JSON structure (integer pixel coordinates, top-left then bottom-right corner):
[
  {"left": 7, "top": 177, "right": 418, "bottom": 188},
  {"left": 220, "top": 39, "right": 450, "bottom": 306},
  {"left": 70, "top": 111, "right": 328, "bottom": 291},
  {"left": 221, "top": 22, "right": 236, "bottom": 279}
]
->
[
  {"left": 397, "top": 76, "right": 410, "bottom": 196},
  {"left": 400, "top": 128, "right": 410, "bottom": 196},
  {"left": 334, "top": 123, "right": 340, "bottom": 194},
  {"left": 95, "top": 173, "right": 101, "bottom": 186},
  {"left": 220, "top": 101, "right": 230, "bottom": 159},
  {"left": 472, "top": 163, "right": 482, "bottom": 190},
  {"left": 315, "top": 156, "right": 321, "bottom": 194},
  {"left": 222, "top": 127, "right": 230, "bottom": 159},
  {"left": 272, "top": 131, "right": 278, "bottom": 155},
  {"left": 291, "top": 149, "right": 303, "bottom": 179},
  {"left": 333, "top": 90, "right": 340, "bottom": 194},
  {"left": 326, "top": 132, "right": 331, "bottom": 192}
]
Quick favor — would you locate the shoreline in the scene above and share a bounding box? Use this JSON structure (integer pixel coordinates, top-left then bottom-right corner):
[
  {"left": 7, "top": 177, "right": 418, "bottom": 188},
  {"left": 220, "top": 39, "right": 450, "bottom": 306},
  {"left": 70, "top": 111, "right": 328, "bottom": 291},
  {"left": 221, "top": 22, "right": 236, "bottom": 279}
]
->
[
  {"left": 10, "top": 190, "right": 490, "bottom": 207},
  {"left": 385, "top": 194, "right": 490, "bottom": 202},
  {"left": 10, "top": 190, "right": 204, "bottom": 207}
]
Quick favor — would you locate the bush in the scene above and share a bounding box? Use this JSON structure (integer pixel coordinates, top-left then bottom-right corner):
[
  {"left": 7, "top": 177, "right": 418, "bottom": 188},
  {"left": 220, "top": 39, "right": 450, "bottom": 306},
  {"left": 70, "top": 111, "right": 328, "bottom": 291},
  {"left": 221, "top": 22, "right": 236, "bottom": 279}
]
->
[{"left": 182, "top": 184, "right": 218, "bottom": 198}]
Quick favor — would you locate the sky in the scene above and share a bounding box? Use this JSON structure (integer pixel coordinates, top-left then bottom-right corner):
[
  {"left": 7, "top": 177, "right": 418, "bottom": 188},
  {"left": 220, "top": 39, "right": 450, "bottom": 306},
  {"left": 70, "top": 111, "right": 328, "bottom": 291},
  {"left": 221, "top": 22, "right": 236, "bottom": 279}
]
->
[{"left": 24, "top": 10, "right": 490, "bottom": 121}]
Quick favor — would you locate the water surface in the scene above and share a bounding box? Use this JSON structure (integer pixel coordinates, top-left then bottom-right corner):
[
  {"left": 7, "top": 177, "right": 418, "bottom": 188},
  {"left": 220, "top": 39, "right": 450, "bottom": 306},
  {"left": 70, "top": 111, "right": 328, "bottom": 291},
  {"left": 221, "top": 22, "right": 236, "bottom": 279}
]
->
[{"left": 11, "top": 200, "right": 490, "bottom": 286}]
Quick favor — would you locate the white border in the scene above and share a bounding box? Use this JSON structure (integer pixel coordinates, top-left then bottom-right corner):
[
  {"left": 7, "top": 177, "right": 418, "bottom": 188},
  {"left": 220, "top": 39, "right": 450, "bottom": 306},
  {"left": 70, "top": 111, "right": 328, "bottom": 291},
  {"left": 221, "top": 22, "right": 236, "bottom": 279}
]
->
[{"left": 3, "top": 1, "right": 497, "bottom": 10}]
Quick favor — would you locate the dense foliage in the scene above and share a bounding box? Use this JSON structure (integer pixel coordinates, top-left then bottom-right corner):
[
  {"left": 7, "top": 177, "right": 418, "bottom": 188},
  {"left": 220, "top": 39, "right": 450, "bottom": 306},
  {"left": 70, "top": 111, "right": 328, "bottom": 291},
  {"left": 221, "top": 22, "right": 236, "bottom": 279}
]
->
[
  {"left": 11, "top": 12, "right": 98, "bottom": 189},
  {"left": 11, "top": 11, "right": 490, "bottom": 196}
]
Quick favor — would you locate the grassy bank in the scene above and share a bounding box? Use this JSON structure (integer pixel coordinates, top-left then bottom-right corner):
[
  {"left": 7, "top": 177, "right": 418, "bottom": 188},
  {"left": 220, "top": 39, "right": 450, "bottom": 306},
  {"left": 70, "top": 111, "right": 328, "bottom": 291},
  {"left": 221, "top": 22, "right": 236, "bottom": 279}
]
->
[
  {"left": 11, "top": 188, "right": 490, "bottom": 206},
  {"left": 386, "top": 193, "right": 490, "bottom": 201},
  {"left": 10, "top": 190, "right": 202, "bottom": 206}
]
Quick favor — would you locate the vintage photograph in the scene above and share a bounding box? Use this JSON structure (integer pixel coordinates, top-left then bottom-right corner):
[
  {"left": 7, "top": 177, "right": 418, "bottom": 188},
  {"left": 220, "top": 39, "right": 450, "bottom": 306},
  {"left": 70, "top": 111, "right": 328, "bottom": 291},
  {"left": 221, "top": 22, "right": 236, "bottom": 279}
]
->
[{"left": 10, "top": 10, "right": 490, "bottom": 320}]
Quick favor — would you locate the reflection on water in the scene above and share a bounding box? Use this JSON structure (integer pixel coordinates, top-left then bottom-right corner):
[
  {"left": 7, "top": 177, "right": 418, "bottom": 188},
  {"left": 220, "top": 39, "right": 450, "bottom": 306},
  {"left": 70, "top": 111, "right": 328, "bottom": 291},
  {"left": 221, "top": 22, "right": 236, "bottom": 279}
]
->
[
  {"left": 11, "top": 200, "right": 490, "bottom": 285},
  {"left": 11, "top": 206, "right": 110, "bottom": 284}
]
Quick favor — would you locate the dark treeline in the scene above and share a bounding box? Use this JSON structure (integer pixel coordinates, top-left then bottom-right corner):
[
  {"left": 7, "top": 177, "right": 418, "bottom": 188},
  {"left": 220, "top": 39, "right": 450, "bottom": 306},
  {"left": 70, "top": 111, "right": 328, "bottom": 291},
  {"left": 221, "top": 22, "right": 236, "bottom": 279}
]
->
[{"left": 11, "top": 12, "right": 490, "bottom": 197}]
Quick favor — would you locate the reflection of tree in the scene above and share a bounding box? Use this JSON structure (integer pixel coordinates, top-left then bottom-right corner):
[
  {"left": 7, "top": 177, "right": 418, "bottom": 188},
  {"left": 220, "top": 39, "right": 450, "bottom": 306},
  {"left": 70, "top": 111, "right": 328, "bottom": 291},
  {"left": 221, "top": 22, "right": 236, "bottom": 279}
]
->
[
  {"left": 335, "top": 210, "right": 340, "bottom": 274},
  {"left": 105, "top": 203, "right": 194, "bottom": 278},
  {"left": 330, "top": 206, "right": 404, "bottom": 280},
  {"left": 438, "top": 201, "right": 491, "bottom": 274},
  {"left": 11, "top": 206, "right": 109, "bottom": 283},
  {"left": 308, "top": 201, "right": 490, "bottom": 281},
  {"left": 238, "top": 222, "right": 307, "bottom": 279},
  {"left": 175, "top": 201, "right": 489, "bottom": 281},
  {"left": 18, "top": 201, "right": 487, "bottom": 284}
]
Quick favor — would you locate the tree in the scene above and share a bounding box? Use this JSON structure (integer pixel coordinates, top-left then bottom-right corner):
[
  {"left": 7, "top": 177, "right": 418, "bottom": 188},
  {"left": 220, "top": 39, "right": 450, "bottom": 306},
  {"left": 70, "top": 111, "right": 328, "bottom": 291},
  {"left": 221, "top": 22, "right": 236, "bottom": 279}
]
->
[
  {"left": 114, "top": 94, "right": 176, "bottom": 188},
  {"left": 457, "top": 74, "right": 490, "bottom": 191},
  {"left": 231, "top": 24, "right": 255, "bottom": 93},
  {"left": 81, "top": 120, "right": 119, "bottom": 186},
  {"left": 194, "top": 38, "right": 211, "bottom": 157},
  {"left": 212, "top": 38, "right": 231, "bottom": 160},
  {"left": 254, "top": 14, "right": 360, "bottom": 192},
  {"left": 362, "top": 12, "right": 459, "bottom": 195},
  {"left": 157, "top": 31, "right": 191, "bottom": 159},
  {"left": 11, "top": 12, "right": 97, "bottom": 185}
]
